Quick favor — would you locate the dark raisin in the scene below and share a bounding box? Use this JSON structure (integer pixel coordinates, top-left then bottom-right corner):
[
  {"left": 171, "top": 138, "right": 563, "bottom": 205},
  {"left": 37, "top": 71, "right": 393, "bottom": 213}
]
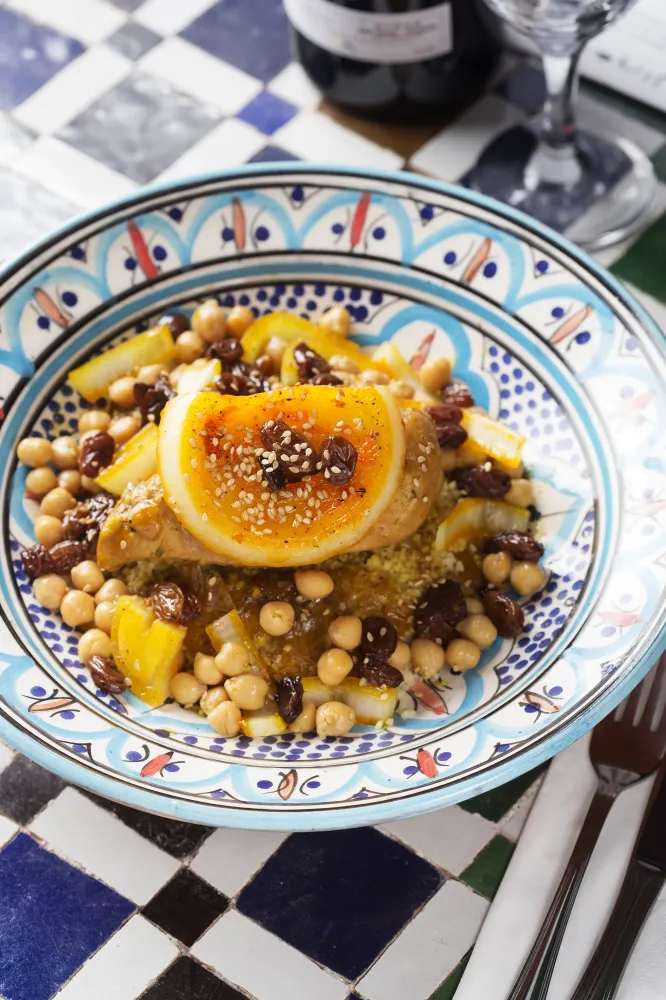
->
[
  {"left": 259, "top": 419, "right": 317, "bottom": 482},
  {"left": 89, "top": 655, "right": 127, "bottom": 694},
  {"left": 206, "top": 338, "right": 243, "bottom": 367},
  {"left": 414, "top": 580, "right": 466, "bottom": 640},
  {"left": 528, "top": 505, "right": 541, "bottom": 522},
  {"left": 427, "top": 402, "right": 463, "bottom": 425},
  {"left": 50, "top": 539, "right": 86, "bottom": 572},
  {"left": 293, "top": 341, "right": 330, "bottom": 381},
  {"left": 483, "top": 591, "right": 524, "bottom": 638},
  {"left": 276, "top": 676, "right": 304, "bottom": 724},
  {"left": 320, "top": 435, "right": 357, "bottom": 486},
  {"left": 359, "top": 659, "right": 403, "bottom": 689},
  {"left": 259, "top": 454, "right": 287, "bottom": 491},
  {"left": 309, "top": 372, "right": 344, "bottom": 386},
  {"left": 231, "top": 362, "right": 270, "bottom": 393},
  {"left": 180, "top": 590, "right": 201, "bottom": 622},
  {"left": 484, "top": 530, "right": 544, "bottom": 562},
  {"left": 158, "top": 312, "right": 189, "bottom": 338},
  {"left": 78, "top": 431, "right": 115, "bottom": 477},
  {"left": 149, "top": 582, "right": 199, "bottom": 623},
  {"left": 134, "top": 375, "right": 174, "bottom": 424},
  {"left": 255, "top": 354, "right": 275, "bottom": 377},
  {"left": 21, "top": 544, "right": 53, "bottom": 579},
  {"left": 435, "top": 421, "right": 468, "bottom": 449},
  {"left": 442, "top": 381, "right": 474, "bottom": 408},
  {"left": 359, "top": 616, "right": 398, "bottom": 661},
  {"left": 63, "top": 494, "right": 114, "bottom": 554},
  {"left": 452, "top": 466, "right": 511, "bottom": 499},
  {"left": 216, "top": 372, "right": 255, "bottom": 396}
]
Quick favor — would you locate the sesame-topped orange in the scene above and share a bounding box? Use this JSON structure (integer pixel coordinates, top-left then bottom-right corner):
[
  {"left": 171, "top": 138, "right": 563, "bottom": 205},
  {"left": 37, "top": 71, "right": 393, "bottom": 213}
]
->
[{"left": 157, "top": 384, "right": 405, "bottom": 566}]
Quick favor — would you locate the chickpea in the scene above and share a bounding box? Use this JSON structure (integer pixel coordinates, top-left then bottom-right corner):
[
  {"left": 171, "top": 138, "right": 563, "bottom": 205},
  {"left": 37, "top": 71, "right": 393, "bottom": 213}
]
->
[
  {"left": 510, "top": 561, "right": 546, "bottom": 596},
  {"left": 458, "top": 614, "right": 497, "bottom": 650},
  {"left": 358, "top": 368, "right": 389, "bottom": 386},
  {"left": 420, "top": 357, "right": 451, "bottom": 393},
  {"left": 316, "top": 701, "right": 355, "bottom": 737},
  {"left": 136, "top": 364, "right": 164, "bottom": 385},
  {"left": 225, "top": 674, "right": 269, "bottom": 711},
  {"left": 294, "top": 569, "right": 334, "bottom": 600},
  {"left": 328, "top": 354, "right": 359, "bottom": 374},
  {"left": 34, "top": 514, "right": 64, "bottom": 548},
  {"left": 465, "top": 596, "right": 485, "bottom": 615},
  {"left": 175, "top": 330, "right": 205, "bottom": 363},
  {"left": 94, "top": 600, "right": 115, "bottom": 634},
  {"left": 60, "top": 589, "right": 95, "bottom": 628},
  {"left": 109, "top": 376, "right": 137, "bottom": 409},
  {"left": 439, "top": 449, "right": 458, "bottom": 473},
  {"left": 411, "top": 637, "right": 446, "bottom": 678},
  {"left": 171, "top": 672, "right": 206, "bottom": 707},
  {"left": 226, "top": 305, "right": 255, "bottom": 337},
  {"left": 40, "top": 487, "right": 76, "bottom": 519},
  {"left": 57, "top": 469, "right": 82, "bottom": 496},
  {"left": 193, "top": 652, "right": 224, "bottom": 686},
  {"left": 200, "top": 685, "right": 229, "bottom": 715},
  {"left": 26, "top": 466, "right": 57, "bottom": 497},
  {"left": 207, "top": 700, "right": 242, "bottom": 736},
  {"left": 109, "top": 414, "right": 141, "bottom": 447},
  {"left": 505, "top": 478, "right": 533, "bottom": 508},
  {"left": 51, "top": 435, "right": 79, "bottom": 470},
  {"left": 33, "top": 574, "right": 67, "bottom": 611},
  {"left": 259, "top": 601, "right": 294, "bottom": 636},
  {"left": 388, "top": 640, "right": 411, "bottom": 671},
  {"left": 18, "top": 437, "right": 53, "bottom": 467},
  {"left": 265, "top": 335, "right": 287, "bottom": 369},
  {"left": 390, "top": 379, "right": 415, "bottom": 400},
  {"left": 319, "top": 305, "right": 351, "bottom": 338},
  {"left": 78, "top": 628, "right": 112, "bottom": 665},
  {"left": 71, "top": 560, "right": 105, "bottom": 595},
  {"left": 78, "top": 410, "right": 110, "bottom": 435},
  {"left": 289, "top": 698, "right": 316, "bottom": 734},
  {"left": 214, "top": 641, "right": 250, "bottom": 677},
  {"left": 80, "top": 475, "right": 104, "bottom": 495},
  {"left": 95, "top": 578, "right": 128, "bottom": 605},
  {"left": 328, "top": 614, "right": 362, "bottom": 651},
  {"left": 446, "top": 638, "right": 480, "bottom": 672},
  {"left": 482, "top": 551, "right": 513, "bottom": 586},
  {"left": 192, "top": 299, "right": 227, "bottom": 343},
  {"left": 317, "top": 648, "right": 353, "bottom": 686}
]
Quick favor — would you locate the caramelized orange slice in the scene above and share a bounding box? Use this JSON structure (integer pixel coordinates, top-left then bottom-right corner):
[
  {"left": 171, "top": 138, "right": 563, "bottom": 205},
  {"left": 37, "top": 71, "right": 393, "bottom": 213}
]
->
[{"left": 158, "top": 385, "right": 405, "bottom": 567}]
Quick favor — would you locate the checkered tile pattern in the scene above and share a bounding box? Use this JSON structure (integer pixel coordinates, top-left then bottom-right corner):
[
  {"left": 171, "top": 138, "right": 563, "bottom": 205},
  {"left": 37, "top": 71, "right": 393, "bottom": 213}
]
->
[{"left": 0, "top": 1, "right": 665, "bottom": 997}]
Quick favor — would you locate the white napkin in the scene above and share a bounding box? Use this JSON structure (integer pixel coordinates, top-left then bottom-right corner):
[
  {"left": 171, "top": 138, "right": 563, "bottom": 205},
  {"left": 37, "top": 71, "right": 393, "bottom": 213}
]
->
[{"left": 455, "top": 732, "right": 666, "bottom": 1000}]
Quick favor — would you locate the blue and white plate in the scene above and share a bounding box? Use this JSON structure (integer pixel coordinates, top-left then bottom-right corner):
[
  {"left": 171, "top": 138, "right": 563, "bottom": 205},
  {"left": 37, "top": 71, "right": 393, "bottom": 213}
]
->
[{"left": 0, "top": 165, "right": 664, "bottom": 829}]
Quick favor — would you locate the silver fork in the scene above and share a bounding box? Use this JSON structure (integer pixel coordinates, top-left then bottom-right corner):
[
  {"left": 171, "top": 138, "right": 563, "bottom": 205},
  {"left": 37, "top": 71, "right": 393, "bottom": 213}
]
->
[{"left": 506, "top": 655, "right": 666, "bottom": 1000}]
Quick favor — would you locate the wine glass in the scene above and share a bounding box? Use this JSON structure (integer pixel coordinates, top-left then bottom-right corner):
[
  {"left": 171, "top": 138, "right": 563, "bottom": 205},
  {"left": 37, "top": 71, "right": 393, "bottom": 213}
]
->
[{"left": 468, "top": 0, "right": 656, "bottom": 250}]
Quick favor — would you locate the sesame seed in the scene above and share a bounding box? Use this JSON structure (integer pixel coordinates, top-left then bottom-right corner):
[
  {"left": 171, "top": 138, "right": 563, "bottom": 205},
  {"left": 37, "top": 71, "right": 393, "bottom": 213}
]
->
[
  {"left": 120, "top": 539, "right": 127, "bottom": 549},
  {"left": 191, "top": 458, "right": 197, "bottom": 469},
  {"left": 184, "top": 473, "right": 190, "bottom": 483}
]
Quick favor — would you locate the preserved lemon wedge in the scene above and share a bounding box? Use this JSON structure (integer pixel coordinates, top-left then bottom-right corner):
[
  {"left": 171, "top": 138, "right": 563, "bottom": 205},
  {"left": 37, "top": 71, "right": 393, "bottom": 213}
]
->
[
  {"left": 241, "top": 312, "right": 321, "bottom": 362},
  {"left": 435, "top": 498, "right": 530, "bottom": 552},
  {"left": 69, "top": 325, "right": 175, "bottom": 402},
  {"left": 340, "top": 677, "right": 397, "bottom": 724},
  {"left": 110, "top": 595, "right": 186, "bottom": 707},
  {"left": 158, "top": 385, "right": 406, "bottom": 567},
  {"left": 371, "top": 342, "right": 439, "bottom": 403},
  {"left": 280, "top": 330, "right": 371, "bottom": 385},
  {"left": 95, "top": 423, "right": 157, "bottom": 496},
  {"left": 461, "top": 410, "right": 525, "bottom": 468}
]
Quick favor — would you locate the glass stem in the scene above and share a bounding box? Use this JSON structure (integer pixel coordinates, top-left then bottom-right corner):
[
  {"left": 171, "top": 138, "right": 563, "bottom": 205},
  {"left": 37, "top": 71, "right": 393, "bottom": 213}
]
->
[{"left": 526, "top": 48, "right": 584, "bottom": 190}]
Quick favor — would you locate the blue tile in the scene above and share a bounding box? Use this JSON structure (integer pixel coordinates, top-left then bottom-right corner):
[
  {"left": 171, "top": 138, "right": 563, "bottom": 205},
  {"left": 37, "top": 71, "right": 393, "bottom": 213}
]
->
[
  {"left": 0, "top": 9, "right": 84, "bottom": 110},
  {"left": 249, "top": 144, "right": 300, "bottom": 163},
  {"left": 181, "top": 0, "right": 291, "bottom": 84},
  {"left": 496, "top": 63, "right": 545, "bottom": 115},
  {"left": 237, "top": 91, "right": 297, "bottom": 135},
  {"left": 237, "top": 828, "right": 443, "bottom": 980},
  {"left": 0, "top": 834, "right": 134, "bottom": 1000}
]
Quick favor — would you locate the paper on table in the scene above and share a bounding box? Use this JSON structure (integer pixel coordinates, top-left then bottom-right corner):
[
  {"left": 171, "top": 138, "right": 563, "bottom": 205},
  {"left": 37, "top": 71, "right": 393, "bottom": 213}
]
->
[{"left": 455, "top": 733, "right": 666, "bottom": 1000}]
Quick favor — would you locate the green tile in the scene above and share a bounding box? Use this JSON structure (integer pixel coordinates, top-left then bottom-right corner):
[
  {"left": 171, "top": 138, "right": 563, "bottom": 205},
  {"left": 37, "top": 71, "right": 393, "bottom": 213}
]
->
[
  {"left": 611, "top": 211, "right": 666, "bottom": 302},
  {"left": 429, "top": 950, "right": 472, "bottom": 1000},
  {"left": 652, "top": 144, "right": 666, "bottom": 185},
  {"left": 460, "top": 835, "right": 515, "bottom": 900},
  {"left": 460, "top": 763, "right": 547, "bottom": 822},
  {"left": 581, "top": 80, "right": 666, "bottom": 135}
]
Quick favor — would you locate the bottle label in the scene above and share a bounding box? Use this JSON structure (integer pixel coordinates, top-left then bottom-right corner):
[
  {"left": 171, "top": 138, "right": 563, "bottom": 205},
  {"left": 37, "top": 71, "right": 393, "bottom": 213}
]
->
[{"left": 284, "top": 0, "right": 453, "bottom": 64}]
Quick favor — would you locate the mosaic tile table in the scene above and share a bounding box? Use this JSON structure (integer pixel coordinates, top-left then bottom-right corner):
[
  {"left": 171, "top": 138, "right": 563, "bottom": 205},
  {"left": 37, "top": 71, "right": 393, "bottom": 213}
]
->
[{"left": 0, "top": 1, "right": 665, "bottom": 998}]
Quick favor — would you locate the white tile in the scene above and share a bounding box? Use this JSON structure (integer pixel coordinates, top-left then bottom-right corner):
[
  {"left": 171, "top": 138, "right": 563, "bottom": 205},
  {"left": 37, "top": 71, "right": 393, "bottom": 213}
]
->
[
  {"left": 8, "top": 0, "right": 126, "bottom": 44},
  {"left": 30, "top": 788, "right": 179, "bottom": 905},
  {"left": 592, "top": 181, "right": 666, "bottom": 269},
  {"left": 500, "top": 776, "right": 544, "bottom": 843},
  {"left": 53, "top": 916, "right": 177, "bottom": 1000},
  {"left": 268, "top": 62, "right": 322, "bottom": 111},
  {"left": 0, "top": 739, "right": 14, "bottom": 776},
  {"left": 577, "top": 92, "right": 666, "bottom": 158},
  {"left": 190, "top": 828, "right": 286, "bottom": 897},
  {"left": 15, "top": 136, "right": 137, "bottom": 209},
  {"left": 626, "top": 284, "right": 666, "bottom": 334},
  {"left": 134, "top": 0, "right": 217, "bottom": 36},
  {"left": 140, "top": 37, "right": 261, "bottom": 116},
  {"left": 0, "top": 815, "right": 18, "bottom": 851},
  {"left": 410, "top": 94, "right": 525, "bottom": 182},
  {"left": 382, "top": 806, "right": 495, "bottom": 876},
  {"left": 15, "top": 46, "right": 131, "bottom": 134},
  {"left": 358, "top": 880, "right": 489, "bottom": 1000},
  {"left": 274, "top": 111, "right": 403, "bottom": 170},
  {"left": 193, "top": 910, "right": 347, "bottom": 1000},
  {"left": 157, "top": 118, "right": 265, "bottom": 183}
]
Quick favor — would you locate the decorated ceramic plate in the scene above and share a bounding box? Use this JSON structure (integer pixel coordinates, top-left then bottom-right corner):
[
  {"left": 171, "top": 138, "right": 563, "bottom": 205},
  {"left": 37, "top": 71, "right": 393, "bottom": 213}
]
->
[{"left": 0, "top": 165, "right": 664, "bottom": 830}]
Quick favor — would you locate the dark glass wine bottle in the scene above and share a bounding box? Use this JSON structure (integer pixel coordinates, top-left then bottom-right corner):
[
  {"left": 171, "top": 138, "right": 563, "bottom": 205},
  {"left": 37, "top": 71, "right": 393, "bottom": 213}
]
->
[{"left": 284, "top": 0, "right": 501, "bottom": 124}]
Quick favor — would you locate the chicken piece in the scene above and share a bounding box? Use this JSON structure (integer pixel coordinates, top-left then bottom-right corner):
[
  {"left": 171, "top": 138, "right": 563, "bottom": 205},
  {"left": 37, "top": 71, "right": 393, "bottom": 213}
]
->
[{"left": 97, "top": 408, "right": 442, "bottom": 571}]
